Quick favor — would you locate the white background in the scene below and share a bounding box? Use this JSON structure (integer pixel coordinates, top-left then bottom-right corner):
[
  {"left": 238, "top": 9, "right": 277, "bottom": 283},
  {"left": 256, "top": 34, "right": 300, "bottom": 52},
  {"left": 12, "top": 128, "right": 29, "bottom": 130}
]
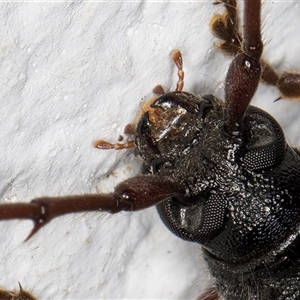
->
[{"left": 0, "top": 1, "right": 300, "bottom": 299}]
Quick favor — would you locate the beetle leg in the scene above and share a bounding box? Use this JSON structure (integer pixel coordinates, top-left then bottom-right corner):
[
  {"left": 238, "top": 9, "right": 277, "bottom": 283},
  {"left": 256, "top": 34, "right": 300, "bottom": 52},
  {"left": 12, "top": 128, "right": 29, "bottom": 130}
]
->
[
  {"left": 0, "top": 282, "right": 38, "bottom": 300},
  {"left": 211, "top": 0, "right": 241, "bottom": 56},
  {"left": 0, "top": 175, "right": 187, "bottom": 241},
  {"left": 197, "top": 287, "right": 221, "bottom": 300},
  {"left": 212, "top": 0, "right": 300, "bottom": 101},
  {"left": 224, "top": 0, "right": 263, "bottom": 133},
  {"left": 272, "top": 71, "right": 300, "bottom": 101}
]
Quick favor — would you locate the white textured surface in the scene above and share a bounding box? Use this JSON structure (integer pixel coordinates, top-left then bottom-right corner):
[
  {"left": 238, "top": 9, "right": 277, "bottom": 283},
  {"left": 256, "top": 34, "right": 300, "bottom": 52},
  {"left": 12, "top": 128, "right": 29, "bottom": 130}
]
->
[{"left": 0, "top": 1, "right": 300, "bottom": 300}]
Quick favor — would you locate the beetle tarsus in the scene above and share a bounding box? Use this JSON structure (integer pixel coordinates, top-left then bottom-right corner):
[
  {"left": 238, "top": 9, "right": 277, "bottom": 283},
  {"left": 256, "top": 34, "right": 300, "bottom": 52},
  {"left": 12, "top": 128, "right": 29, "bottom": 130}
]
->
[{"left": 212, "top": 0, "right": 300, "bottom": 101}]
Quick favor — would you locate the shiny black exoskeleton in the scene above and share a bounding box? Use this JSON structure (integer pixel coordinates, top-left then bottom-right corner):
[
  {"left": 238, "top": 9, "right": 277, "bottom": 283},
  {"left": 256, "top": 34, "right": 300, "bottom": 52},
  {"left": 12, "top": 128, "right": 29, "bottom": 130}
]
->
[
  {"left": 136, "top": 91, "right": 300, "bottom": 299},
  {"left": 2, "top": 1, "right": 300, "bottom": 299}
]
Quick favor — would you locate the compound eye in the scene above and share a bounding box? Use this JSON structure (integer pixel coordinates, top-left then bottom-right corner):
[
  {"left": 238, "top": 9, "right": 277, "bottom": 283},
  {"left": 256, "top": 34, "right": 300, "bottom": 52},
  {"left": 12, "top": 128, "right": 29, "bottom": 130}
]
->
[
  {"left": 156, "top": 192, "right": 226, "bottom": 244},
  {"left": 242, "top": 107, "right": 286, "bottom": 170}
]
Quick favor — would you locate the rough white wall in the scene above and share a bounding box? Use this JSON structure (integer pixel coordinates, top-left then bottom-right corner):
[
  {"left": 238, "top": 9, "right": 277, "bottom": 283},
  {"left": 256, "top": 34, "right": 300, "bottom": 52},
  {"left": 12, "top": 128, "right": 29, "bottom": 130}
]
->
[{"left": 0, "top": 1, "right": 300, "bottom": 299}]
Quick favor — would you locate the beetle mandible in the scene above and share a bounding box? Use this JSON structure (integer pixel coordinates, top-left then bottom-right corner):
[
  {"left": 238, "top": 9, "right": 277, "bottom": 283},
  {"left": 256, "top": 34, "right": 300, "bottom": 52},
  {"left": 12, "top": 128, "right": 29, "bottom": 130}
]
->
[{"left": 1, "top": 1, "right": 300, "bottom": 299}]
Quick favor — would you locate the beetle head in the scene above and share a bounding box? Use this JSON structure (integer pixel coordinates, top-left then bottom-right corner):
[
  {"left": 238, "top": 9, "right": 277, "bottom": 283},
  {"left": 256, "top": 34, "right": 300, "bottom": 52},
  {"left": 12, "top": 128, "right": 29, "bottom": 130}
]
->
[{"left": 135, "top": 88, "right": 300, "bottom": 265}]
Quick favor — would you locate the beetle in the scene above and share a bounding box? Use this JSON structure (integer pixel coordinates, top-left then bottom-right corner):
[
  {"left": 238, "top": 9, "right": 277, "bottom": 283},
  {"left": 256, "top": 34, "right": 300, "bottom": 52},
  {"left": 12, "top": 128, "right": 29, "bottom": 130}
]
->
[
  {"left": 1, "top": 0, "right": 300, "bottom": 300},
  {"left": 0, "top": 283, "right": 37, "bottom": 300}
]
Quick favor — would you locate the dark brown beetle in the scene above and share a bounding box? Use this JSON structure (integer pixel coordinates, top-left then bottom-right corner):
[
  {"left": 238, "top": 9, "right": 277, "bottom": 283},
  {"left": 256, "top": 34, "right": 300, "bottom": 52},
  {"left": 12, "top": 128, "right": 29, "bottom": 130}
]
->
[{"left": 1, "top": 1, "right": 300, "bottom": 299}]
